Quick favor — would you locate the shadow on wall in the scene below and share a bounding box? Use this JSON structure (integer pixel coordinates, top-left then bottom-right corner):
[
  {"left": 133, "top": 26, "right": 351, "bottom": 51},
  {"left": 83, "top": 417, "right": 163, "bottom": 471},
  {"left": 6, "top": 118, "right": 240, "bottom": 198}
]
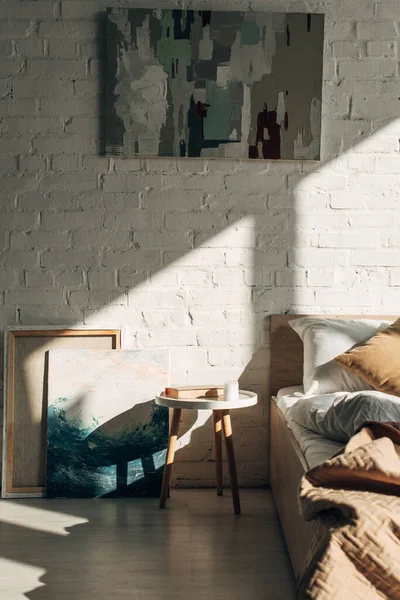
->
[
  {"left": 0, "top": 2, "right": 399, "bottom": 598},
  {"left": 2, "top": 5, "right": 400, "bottom": 490}
]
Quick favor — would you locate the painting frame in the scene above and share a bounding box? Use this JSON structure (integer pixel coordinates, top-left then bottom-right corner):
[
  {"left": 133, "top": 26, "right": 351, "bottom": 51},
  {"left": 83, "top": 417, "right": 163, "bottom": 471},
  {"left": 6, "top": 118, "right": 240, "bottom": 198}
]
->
[
  {"left": 2, "top": 327, "right": 121, "bottom": 498},
  {"left": 105, "top": 8, "right": 324, "bottom": 162}
]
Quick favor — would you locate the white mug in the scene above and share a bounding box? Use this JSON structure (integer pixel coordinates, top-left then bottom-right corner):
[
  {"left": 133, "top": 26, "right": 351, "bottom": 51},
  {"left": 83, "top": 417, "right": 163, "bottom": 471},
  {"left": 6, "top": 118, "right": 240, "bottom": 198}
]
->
[{"left": 224, "top": 380, "right": 239, "bottom": 402}]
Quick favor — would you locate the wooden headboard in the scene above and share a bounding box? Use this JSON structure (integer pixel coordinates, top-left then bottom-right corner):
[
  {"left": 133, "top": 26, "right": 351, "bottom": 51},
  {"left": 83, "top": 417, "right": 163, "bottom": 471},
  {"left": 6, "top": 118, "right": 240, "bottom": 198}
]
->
[{"left": 270, "top": 314, "right": 395, "bottom": 396}]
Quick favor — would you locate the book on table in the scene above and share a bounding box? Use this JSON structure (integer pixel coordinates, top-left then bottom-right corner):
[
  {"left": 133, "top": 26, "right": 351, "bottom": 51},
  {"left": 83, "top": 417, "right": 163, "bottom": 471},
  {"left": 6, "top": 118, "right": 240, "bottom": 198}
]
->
[{"left": 165, "top": 385, "right": 224, "bottom": 399}]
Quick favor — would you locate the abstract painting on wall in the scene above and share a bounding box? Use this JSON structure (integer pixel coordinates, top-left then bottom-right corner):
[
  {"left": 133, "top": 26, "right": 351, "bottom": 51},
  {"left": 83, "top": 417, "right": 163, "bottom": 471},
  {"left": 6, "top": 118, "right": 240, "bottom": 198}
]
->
[
  {"left": 46, "top": 349, "right": 169, "bottom": 498},
  {"left": 105, "top": 9, "right": 324, "bottom": 160}
]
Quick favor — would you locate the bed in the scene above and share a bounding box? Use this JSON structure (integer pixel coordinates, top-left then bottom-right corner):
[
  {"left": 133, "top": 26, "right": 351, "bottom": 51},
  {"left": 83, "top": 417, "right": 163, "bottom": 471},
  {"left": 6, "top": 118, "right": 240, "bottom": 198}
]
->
[{"left": 269, "top": 314, "right": 398, "bottom": 579}]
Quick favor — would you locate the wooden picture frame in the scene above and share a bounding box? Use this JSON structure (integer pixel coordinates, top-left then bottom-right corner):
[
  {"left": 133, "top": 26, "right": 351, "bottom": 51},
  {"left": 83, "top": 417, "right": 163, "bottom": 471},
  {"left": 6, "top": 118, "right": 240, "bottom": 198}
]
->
[{"left": 2, "top": 328, "right": 121, "bottom": 498}]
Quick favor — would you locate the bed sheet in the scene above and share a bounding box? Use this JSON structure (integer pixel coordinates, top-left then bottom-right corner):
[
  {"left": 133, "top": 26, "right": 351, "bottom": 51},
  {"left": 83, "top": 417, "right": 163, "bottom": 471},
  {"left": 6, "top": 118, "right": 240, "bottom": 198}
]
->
[{"left": 275, "top": 387, "right": 343, "bottom": 469}]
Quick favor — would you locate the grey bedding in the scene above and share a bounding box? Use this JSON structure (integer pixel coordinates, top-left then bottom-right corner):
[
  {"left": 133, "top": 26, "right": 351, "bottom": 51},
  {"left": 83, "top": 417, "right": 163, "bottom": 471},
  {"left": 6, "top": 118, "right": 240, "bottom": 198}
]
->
[{"left": 289, "top": 390, "right": 400, "bottom": 443}]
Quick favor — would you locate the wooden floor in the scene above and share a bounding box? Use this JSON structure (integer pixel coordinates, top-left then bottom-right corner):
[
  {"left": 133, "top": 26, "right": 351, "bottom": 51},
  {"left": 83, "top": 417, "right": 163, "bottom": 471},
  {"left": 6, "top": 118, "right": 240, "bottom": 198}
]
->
[{"left": 0, "top": 489, "right": 296, "bottom": 600}]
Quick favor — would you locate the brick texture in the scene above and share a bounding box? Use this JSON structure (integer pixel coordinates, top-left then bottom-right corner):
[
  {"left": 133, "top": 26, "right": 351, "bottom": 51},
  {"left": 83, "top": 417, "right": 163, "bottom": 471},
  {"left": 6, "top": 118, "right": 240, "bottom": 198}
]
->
[{"left": 0, "top": 0, "right": 399, "bottom": 488}]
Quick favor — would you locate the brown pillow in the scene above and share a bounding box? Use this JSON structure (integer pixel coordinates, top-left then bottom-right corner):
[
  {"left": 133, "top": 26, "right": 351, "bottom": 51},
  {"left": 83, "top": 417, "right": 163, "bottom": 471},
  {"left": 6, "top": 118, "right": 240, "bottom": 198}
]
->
[{"left": 334, "top": 318, "right": 400, "bottom": 397}]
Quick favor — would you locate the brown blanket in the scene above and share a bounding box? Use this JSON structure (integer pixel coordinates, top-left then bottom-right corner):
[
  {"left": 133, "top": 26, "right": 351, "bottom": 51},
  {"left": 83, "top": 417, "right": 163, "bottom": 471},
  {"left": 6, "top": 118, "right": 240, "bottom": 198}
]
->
[{"left": 297, "top": 422, "right": 400, "bottom": 600}]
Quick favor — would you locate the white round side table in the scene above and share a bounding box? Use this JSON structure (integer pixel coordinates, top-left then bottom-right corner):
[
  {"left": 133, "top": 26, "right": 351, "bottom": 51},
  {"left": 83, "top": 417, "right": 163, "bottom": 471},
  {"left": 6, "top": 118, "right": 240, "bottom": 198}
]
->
[{"left": 155, "top": 390, "right": 258, "bottom": 515}]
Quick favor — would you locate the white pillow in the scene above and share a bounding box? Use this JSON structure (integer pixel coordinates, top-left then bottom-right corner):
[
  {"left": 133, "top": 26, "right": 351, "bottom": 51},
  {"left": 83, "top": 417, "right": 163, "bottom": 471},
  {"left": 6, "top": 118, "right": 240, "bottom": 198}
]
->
[{"left": 289, "top": 317, "right": 391, "bottom": 395}]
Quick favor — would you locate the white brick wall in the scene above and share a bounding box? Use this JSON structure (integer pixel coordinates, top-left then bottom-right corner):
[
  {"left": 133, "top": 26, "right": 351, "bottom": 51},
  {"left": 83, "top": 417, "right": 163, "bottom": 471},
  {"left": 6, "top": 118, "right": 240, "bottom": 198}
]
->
[{"left": 0, "top": 0, "right": 400, "bottom": 488}]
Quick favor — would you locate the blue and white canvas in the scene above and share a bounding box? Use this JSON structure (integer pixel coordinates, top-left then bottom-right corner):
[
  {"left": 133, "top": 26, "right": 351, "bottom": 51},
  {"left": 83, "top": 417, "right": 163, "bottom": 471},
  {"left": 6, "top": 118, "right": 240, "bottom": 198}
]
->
[{"left": 46, "top": 349, "right": 169, "bottom": 498}]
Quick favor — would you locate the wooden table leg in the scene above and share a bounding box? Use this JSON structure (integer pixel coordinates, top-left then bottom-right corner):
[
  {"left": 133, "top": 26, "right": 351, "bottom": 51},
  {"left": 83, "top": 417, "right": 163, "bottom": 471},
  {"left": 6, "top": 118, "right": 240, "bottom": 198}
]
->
[
  {"left": 222, "top": 409, "right": 241, "bottom": 515},
  {"left": 159, "top": 408, "right": 182, "bottom": 508},
  {"left": 213, "top": 410, "right": 223, "bottom": 496}
]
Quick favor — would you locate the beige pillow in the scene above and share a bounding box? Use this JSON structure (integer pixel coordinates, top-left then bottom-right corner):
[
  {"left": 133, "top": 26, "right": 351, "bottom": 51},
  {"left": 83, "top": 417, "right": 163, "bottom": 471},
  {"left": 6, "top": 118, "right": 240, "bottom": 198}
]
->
[{"left": 334, "top": 318, "right": 400, "bottom": 397}]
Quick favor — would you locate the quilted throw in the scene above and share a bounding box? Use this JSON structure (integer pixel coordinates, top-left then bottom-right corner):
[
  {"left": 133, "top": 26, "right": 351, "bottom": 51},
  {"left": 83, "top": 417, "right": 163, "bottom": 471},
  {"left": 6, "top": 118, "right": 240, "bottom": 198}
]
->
[{"left": 297, "top": 422, "right": 400, "bottom": 600}]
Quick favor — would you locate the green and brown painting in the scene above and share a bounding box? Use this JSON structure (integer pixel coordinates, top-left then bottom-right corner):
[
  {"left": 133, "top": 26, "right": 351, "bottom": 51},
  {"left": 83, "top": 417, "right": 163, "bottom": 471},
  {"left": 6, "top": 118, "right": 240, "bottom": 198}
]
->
[{"left": 106, "top": 9, "right": 324, "bottom": 160}]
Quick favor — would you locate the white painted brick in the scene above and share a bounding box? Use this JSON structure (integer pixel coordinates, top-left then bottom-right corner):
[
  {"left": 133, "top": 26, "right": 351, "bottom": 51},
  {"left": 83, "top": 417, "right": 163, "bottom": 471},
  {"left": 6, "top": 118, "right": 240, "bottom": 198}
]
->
[
  {"left": 327, "top": 19, "right": 356, "bottom": 40},
  {"left": 177, "top": 268, "right": 212, "bottom": 287},
  {"left": 149, "top": 269, "right": 180, "bottom": 288},
  {"left": 65, "top": 118, "right": 103, "bottom": 135},
  {"left": 0, "top": 305, "right": 17, "bottom": 325},
  {"left": 48, "top": 40, "right": 78, "bottom": 58},
  {"left": 13, "top": 79, "right": 73, "bottom": 98},
  {"left": 195, "top": 228, "right": 255, "bottom": 249},
  {"left": 41, "top": 250, "right": 98, "bottom": 268},
  {"left": 128, "top": 289, "right": 187, "bottom": 309},
  {"left": 102, "top": 194, "right": 140, "bottom": 212},
  {"left": 72, "top": 228, "right": 131, "bottom": 249},
  {"left": 208, "top": 347, "right": 252, "bottom": 367},
  {"left": 19, "top": 156, "right": 47, "bottom": 174},
  {"left": 137, "top": 329, "right": 196, "bottom": 347},
  {"left": 376, "top": 2, "right": 400, "bottom": 19},
  {"left": 51, "top": 156, "right": 80, "bottom": 172},
  {"left": 1, "top": 270, "right": 18, "bottom": 289},
  {"left": 134, "top": 231, "right": 192, "bottom": 250},
  {"left": 288, "top": 248, "right": 335, "bottom": 267},
  {"left": 0, "top": 211, "right": 37, "bottom": 231},
  {"left": 18, "top": 305, "right": 83, "bottom": 326},
  {"left": 307, "top": 269, "right": 335, "bottom": 287},
  {"left": 164, "top": 248, "right": 224, "bottom": 268},
  {"left": 39, "top": 173, "right": 98, "bottom": 193},
  {"left": 375, "top": 156, "right": 400, "bottom": 173},
  {"left": 42, "top": 211, "right": 103, "bottom": 230},
  {"left": 330, "top": 192, "right": 365, "bottom": 209},
  {"left": 0, "top": 156, "right": 17, "bottom": 177},
  {"left": 275, "top": 269, "right": 307, "bottom": 287},
  {"left": 32, "top": 136, "right": 96, "bottom": 154},
  {"left": 356, "top": 22, "right": 398, "bottom": 39},
  {"left": 349, "top": 212, "right": 395, "bottom": 228},
  {"left": 10, "top": 231, "right": 69, "bottom": 249},
  {"left": 69, "top": 291, "right": 126, "bottom": 308},
  {"left": 165, "top": 212, "right": 227, "bottom": 231},
  {"left": 353, "top": 96, "right": 400, "bottom": 119},
  {"left": 2, "top": 117, "right": 62, "bottom": 135},
  {"left": 0, "top": 20, "right": 33, "bottom": 37},
  {"left": 315, "top": 289, "right": 376, "bottom": 307},
  {"left": 0, "top": 2, "right": 55, "bottom": 18},
  {"left": 349, "top": 133, "right": 399, "bottom": 154},
  {"left": 54, "top": 270, "right": 84, "bottom": 287},
  {"left": 318, "top": 231, "right": 377, "bottom": 248},
  {"left": 389, "top": 269, "right": 400, "bottom": 286},
  {"left": 0, "top": 99, "right": 37, "bottom": 117},
  {"left": 25, "top": 270, "right": 54, "bottom": 288},
  {"left": 0, "top": 59, "right": 24, "bottom": 77},
  {"left": 1, "top": 250, "right": 38, "bottom": 268},
  {"left": 163, "top": 172, "right": 224, "bottom": 191},
  {"left": 352, "top": 251, "right": 400, "bottom": 267},
  {"left": 170, "top": 347, "right": 208, "bottom": 369},
  {"left": 367, "top": 40, "right": 397, "bottom": 57},
  {"left": 113, "top": 158, "right": 143, "bottom": 173},
  {"left": 104, "top": 249, "right": 160, "bottom": 270},
  {"left": 144, "top": 190, "right": 203, "bottom": 212},
  {"left": 332, "top": 41, "right": 360, "bottom": 58},
  {"left": 383, "top": 233, "right": 400, "bottom": 247},
  {"left": 190, "top": 288, "right": 251, "bottom": 307},
  {"left": 225, "top": 172, "right": 282, "bottom": 193},
  {"left": 40, "top": 97, "right": 98, "bottom": 116},
  {"left": 28, "top": 60, "right": 86, "bottom": 79},
  {"left": 225, "top": 248, "right": 286, "bottom": 268},
  {"left": 187, "top": 367, "right": 241, "bottom": 386},
  {"left": 102, "top": 174, "right": 161, "bottom": 193},
  {"left": 338, "top": 58, "right": 397, "bottom": 78},
  {"left": 213, "top": 268, "right": 244, "bottom": 287},
  {"left": 141, "top": 309, "right": 189, "bottom": 329},
  {"left": 38, "top": 21, "right": 98, "bottom": 39},
  {"left": 6, "top": 290, "right": 64, "bottom": 305},
  {"left": 104, "top": 211, "right": 160, "bottom": 232}
]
